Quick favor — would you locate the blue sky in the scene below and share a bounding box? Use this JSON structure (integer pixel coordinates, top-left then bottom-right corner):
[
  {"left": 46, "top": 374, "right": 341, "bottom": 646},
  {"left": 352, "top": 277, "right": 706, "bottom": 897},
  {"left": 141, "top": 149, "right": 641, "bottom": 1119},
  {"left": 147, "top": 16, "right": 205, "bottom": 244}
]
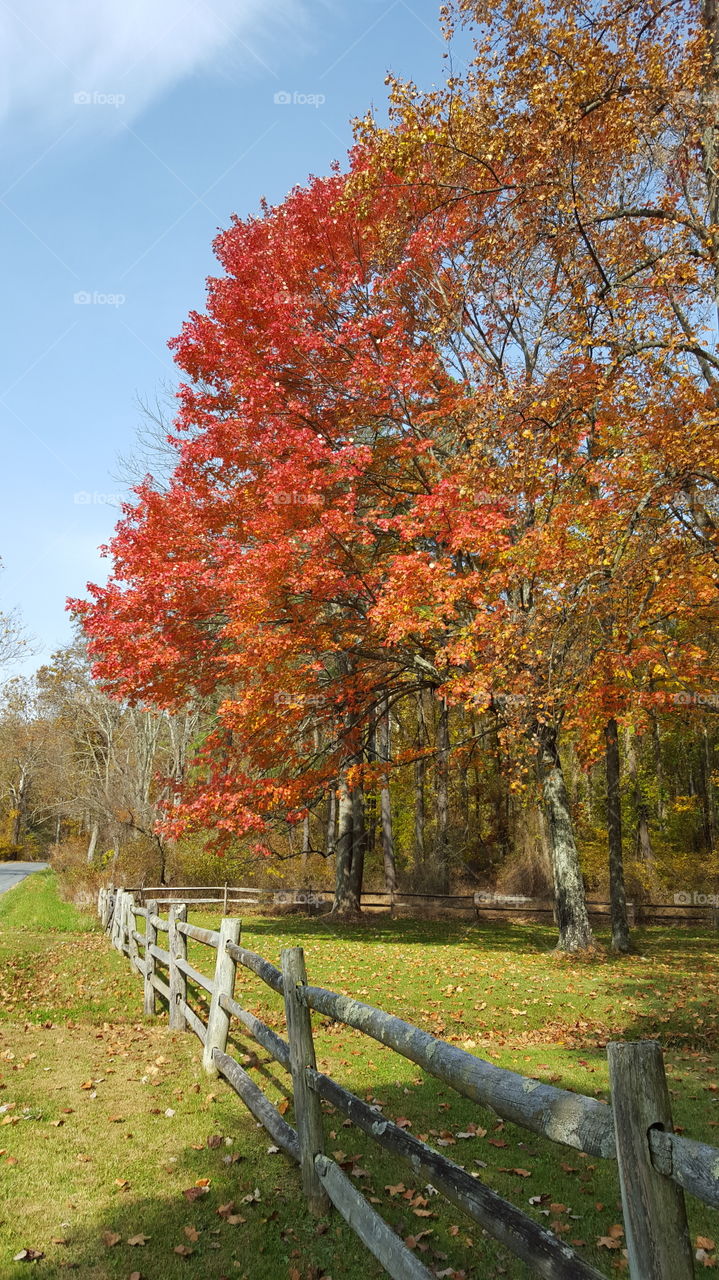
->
[{"left": 0, "top": 0, "right": 454, "bottom": 676}]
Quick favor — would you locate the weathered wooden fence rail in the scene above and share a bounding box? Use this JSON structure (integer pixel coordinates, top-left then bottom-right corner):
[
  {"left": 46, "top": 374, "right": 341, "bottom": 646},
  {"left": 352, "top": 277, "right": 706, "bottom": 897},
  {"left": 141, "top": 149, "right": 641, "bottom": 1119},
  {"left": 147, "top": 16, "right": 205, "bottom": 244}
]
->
[
  {"left": 98, "top": 886, "right": 719, "bottom": 1280},
  {"left": 123, "top": 882, "right": 719, "bottom": 927}
]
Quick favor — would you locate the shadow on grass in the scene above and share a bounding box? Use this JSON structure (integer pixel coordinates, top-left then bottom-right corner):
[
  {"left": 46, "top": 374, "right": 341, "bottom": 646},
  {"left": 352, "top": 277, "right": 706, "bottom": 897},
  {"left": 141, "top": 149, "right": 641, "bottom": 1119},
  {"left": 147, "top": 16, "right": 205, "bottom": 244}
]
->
[{"left": 234, "top": 912, "right": 559, "bottom": 956}]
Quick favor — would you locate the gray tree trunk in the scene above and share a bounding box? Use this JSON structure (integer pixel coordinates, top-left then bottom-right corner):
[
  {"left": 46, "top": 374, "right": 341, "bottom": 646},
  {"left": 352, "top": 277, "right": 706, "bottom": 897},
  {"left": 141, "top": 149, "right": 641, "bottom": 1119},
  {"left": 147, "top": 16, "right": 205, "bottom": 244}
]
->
[
  {"left": 86, "top": 822, "right": 99, "bottom": 865},
  {"left": 605, "top": 718, "right": 631, "bottom": 952},
  {"left": 434, "top": 696, "right": 450, "bottom": 893},
  {"left": 414, "top": 693, "right": 427, "bottom": 876},
  {"left": 377, "top": 701, "right": 397, "bottom": 895},
  {"left": 301, "top": 814, "right": 310, "bottom": 882},
  {"left": 326, "top": 786, "right": 336, "bottom": 855},
  {"left": 348, "top": 784, "right": 365, "bottom": 906},
  {"left": 537, "top": 726, "right": 594, "bottom": 951},
  {"left": 625, "top": 728, "right": 654, "bottom": 863},
  {"left": 414, "top": 758, "right": 425, "bottom": 872},
  {"left": 332, "top": 772, "right": 363, "bottom": 916}
]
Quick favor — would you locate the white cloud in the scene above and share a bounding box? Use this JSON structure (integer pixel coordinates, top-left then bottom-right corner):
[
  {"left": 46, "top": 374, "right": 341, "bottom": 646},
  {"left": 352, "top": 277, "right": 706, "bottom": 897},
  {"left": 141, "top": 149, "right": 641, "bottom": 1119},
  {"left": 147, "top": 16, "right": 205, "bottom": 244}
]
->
[{"left": 0, "top": 0, "right": 300, "bottom": 138}]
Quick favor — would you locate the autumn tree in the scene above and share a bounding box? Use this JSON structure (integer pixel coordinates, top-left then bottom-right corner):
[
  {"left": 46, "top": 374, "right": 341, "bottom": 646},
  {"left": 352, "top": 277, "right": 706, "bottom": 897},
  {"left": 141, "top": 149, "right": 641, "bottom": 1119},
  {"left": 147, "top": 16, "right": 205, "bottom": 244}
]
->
[{"left": 74, "top": 0, "right": 718, "bottom": 948}]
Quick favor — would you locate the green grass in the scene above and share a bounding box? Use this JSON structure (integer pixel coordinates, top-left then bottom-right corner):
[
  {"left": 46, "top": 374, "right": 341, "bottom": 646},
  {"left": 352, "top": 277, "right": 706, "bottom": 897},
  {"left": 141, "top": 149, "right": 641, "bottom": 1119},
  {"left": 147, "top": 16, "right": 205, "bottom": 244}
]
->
[
  {"left": 0, "top": 869, "right": 95, "bottom": 933},
  {"left": 0, "top": 873, "right": 716, "bottom": 1277}
]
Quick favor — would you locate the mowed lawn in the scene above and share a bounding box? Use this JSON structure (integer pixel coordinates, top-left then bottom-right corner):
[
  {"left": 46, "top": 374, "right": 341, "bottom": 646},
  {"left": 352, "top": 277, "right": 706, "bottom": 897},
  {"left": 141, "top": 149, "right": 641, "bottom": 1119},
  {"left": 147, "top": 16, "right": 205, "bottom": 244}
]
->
[{"left": 0, "top": 874, "right": 716, "bottom": 1278}]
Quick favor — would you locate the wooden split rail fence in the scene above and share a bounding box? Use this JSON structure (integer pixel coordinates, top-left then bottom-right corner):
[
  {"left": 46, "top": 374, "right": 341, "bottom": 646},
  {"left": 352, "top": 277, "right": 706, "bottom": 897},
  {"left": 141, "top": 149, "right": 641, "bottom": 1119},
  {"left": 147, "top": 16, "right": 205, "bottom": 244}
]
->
[
  {"left": 98, "top": 886, "right": 719, "bottom": 1280},
  {"left": 125, "top": 883, "right": 719, "bottom": 927}
]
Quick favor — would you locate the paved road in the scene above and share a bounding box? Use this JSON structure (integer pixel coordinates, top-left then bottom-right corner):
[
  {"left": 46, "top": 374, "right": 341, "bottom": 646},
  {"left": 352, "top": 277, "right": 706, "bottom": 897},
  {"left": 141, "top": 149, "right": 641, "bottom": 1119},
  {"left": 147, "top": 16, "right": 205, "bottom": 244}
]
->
[{"left": 0, "top": 862, "right": 48, "bottom": 895}]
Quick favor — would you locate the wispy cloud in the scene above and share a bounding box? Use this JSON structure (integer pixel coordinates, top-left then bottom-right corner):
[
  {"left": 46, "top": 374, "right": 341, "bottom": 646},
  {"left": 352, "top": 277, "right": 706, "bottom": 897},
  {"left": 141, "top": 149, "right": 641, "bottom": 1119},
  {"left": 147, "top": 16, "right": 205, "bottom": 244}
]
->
[{"left": 0, "top": 0, "right": 301, "bottom": 139}]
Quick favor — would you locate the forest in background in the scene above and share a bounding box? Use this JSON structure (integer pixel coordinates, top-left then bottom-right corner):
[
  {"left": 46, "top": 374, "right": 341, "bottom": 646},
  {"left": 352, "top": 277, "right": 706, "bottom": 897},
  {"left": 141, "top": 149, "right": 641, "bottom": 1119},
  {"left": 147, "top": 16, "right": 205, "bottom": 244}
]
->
[{"left": 0, "top": 639, "right": 716, "bottom": 916}]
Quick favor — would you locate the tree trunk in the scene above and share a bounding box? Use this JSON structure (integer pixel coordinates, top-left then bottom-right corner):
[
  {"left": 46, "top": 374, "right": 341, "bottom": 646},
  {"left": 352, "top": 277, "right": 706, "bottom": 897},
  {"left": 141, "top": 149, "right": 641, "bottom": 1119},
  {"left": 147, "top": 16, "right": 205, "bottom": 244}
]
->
[
  {"left": 10, "top": 767, "right": 29, "bottom": 847},
  {"left": 326, "top": 786, "right": 336, "bottom": 856},
  {"left": 703, "top": 728, "right": 716, "bottom": 853},
  {"left": 625, "top": 728, "right": 654, "bottom": 863},
  {"left": 377, "top": 701, "right": 397, "bottom": 895},
  {"left": 332, "top": 773, "right": 362, "bottom": 916},
  {"left": 348, "top": 785, "right": 366, "bottom": 906},
  {"left": 86, "top": 822, "right": 99, "bottom": 864},
  {"left": 605, "top": 718, "right": 631, "bottom": 953},
  {"left": 156, "top": 837, "right": 168, "bottom": 886},
  {"left": 434, "top": 695, "right": 450, "bottom": 893},
  {"left": 650, "top": 711, "right": 666, "bottom": 822},
  {"left": 301, "top": 814, "right": 310, "bottom": 882},
  {"left": 491, "top": 717, "right": 511, "bottom": 860},
  {"left": 364, "top": 718, "right": 377, "bottom": 861},
  {"left": 537, "top": 726, "right": 594, "bottom": 951},
  {"left": 414, "top": 757, "right": 425, "bottom": 874}
]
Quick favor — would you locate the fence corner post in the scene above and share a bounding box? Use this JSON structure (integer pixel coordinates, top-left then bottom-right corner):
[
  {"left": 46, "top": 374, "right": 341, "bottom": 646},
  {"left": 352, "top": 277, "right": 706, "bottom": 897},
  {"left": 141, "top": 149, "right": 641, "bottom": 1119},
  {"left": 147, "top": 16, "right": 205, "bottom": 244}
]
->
[
  {"left": 607, "top": 1039, "right": 694, "bottom": 1280},
  {"left": 168, "top": 903, "right": 188, "bottom": 1031},
  {"left": 202, "top": 916, "right": 241, "bottom": 1076},
  {"left": 143, "top": 898, "right": 158, "bottom": 1017},
  {"left": 281, "top": 946, "right": 328, "bottom": 1216}
]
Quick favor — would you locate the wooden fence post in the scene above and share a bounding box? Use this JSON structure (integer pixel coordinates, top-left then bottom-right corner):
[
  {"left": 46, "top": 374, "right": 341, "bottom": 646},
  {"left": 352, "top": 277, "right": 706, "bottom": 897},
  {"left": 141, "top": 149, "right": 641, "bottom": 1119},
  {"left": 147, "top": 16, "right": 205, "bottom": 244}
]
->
[
  {"left": 112, "top": 889, "right": 124, "bottom": 951},
  {"left": 119, "top": 892, "right": 129, "bottom": 957},
  {"left": 168, "top": 903, "right": 188, "bottom": 1031},
  {"left": 122, "top": 892, "right": 132, "bottom": 955},
  {"left": 607, "top": 1040, "right": 694, "bottom": 1280},
  {"left": 126, "top": 895, "right": 139, "bottom": 968},
  {"left": 144, "top": 898, "right": 158, "bottom": 1017},
  {"left": 202, "top": 917, "right": 241, "bottom": 1076},
  {"left": 281, "top": 946, "right": 328, "bottom": 1216}
]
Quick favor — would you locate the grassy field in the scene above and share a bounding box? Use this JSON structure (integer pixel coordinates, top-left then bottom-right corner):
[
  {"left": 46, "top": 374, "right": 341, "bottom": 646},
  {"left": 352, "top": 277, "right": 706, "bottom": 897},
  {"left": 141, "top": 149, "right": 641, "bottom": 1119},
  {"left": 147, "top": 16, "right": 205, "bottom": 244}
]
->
[{"left": 0, "top": 872, "right": 716, "bottom": 1278}]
